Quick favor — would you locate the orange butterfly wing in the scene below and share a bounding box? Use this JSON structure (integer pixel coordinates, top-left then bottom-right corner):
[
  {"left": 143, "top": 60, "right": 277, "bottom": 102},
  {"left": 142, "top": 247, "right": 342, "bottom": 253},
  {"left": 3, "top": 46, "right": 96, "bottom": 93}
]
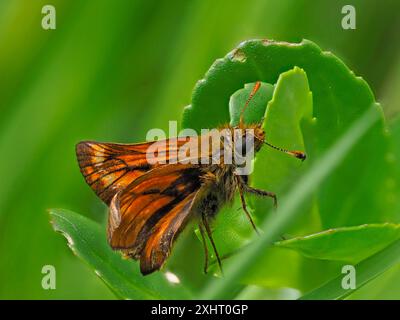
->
[
  {"left": 76, "top": 138, "right": 192, "bottom": 205},
  {"left": 108, "top": 164, "right": 202, "bottom": 275}
]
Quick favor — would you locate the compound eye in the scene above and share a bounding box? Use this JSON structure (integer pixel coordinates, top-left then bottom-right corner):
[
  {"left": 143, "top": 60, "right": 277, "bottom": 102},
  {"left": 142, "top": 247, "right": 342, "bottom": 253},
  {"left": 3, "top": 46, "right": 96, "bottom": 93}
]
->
[{"left": 257, "top": 130, "right": 265, "bottom": 139}]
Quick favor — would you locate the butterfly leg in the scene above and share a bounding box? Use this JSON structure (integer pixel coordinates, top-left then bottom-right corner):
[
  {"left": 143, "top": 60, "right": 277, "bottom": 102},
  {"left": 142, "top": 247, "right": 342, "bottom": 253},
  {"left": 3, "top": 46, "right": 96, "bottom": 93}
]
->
[
  {"left": 198, "top": 223, "right": 209, "bottom": 274},
  {"left": 201, "top": 213, "right": 223, "bottom": 275},
  {"left": 235, "top": 174, "right": 277, "bottom": 207},
  {"left": 236, "top": 181, "right": 260, "bottom": 235},
  {"left": 244, "top": 185, "right": 277, "bottom": 208}
]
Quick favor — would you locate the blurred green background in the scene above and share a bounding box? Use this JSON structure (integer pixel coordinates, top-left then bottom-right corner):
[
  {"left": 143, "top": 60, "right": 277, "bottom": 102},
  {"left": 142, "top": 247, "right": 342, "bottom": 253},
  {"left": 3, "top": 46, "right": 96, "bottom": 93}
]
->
[{"left": 0, "top": 0, "right": 399, "bottom": 299}]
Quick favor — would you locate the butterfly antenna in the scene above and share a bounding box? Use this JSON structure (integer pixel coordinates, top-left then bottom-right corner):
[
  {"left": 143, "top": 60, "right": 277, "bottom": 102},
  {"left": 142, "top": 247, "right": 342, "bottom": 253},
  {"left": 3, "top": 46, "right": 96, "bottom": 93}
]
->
[
  {"left": 264, "top": 141, "right": 307, "bottom": 161},
  {"left": 239, "top": 81, "right": 261, "bottom": 126}
]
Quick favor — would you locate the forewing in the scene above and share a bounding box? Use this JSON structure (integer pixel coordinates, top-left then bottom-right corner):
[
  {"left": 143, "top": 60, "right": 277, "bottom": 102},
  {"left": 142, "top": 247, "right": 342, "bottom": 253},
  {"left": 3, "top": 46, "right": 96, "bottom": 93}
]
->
[{"left": 76, "top": 138, "right": 193, "bottom": 204}]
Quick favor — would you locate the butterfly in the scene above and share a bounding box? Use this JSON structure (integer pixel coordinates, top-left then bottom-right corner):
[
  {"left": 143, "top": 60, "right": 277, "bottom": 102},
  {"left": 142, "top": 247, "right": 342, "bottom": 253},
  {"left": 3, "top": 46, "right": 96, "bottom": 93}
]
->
[{"left": 76, "top": 82, "right": 306, "bottom": 275}]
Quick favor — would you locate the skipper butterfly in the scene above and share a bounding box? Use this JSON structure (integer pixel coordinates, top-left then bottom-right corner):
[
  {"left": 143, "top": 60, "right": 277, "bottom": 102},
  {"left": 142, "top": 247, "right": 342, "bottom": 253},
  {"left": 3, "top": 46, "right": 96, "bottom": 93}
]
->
[{"left": 76, "top": 82, "right": 306, "bottom": 275}]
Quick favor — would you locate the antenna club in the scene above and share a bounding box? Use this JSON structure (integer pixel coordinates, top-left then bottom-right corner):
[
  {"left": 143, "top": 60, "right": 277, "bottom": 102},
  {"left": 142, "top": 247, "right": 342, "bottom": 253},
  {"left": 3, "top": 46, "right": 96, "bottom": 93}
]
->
[
  {"left": 288, "top": 151, "right": 307, "bottom": 161},
  {"left": 264, "top": 141, "right": 306, "bottom": 161}
]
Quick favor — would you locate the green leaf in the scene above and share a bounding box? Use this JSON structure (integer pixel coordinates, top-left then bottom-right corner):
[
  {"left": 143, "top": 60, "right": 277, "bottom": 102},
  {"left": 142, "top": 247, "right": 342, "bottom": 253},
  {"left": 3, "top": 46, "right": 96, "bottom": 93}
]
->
[
  {"left": 275, "top": 223, "right": 400, "bottom": 263},
  {"left": 182, "top": 39, "right": 394, "bottom": 229},
  {"left": 49, "top": 209, "right": 191, "bottom": 300},
  {"left": 300, "top": 239, "right": 400, "bottom": 300},
  {"left": 252, "top": 67, "right": 314, "bottom": 225}
]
